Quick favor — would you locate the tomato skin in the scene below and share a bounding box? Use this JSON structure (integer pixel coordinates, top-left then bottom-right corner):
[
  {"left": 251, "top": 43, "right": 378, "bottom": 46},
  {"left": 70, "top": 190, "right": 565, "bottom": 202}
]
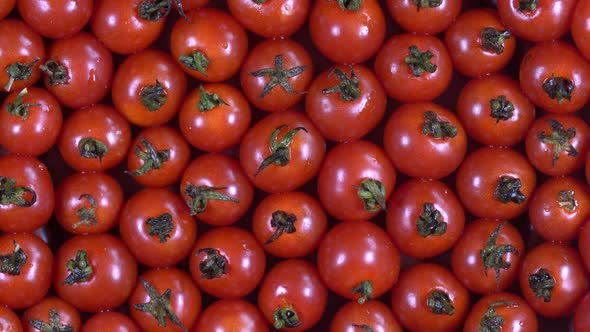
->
[
  {"left": 391, "top": 263, "right": 470, "bottom": 332},
  {"left": 519, "top": 242, "right": 589, "bottom": 318},
  {"left": 455, "top": 146, "right": 537, "bottom": 220},
  {"left": 119, "top": 188, "right": 197, "bottom": 268},
  {"left": 317, "top": 220, "right": 401, "bottom": 302},
  {"left": 0, "top": 0, "right": 15, "bottom": 19},
  {"left": 309, "top": 0, "right": 386, "bottom": 64},
  {"left": 305, "top": 64, "right": 387, "bottom": 142},
  {"left": 54, "top": 234, "right": 138, "bottom": 312},
  {"left": 0, "top": 87, "right": 63, "bottom": 156},
  {"left": 17, "top": 0, "right": 92, "bottom": 39},
  {"left": 21, "top": 296, "right": 81, "bottom": 332},
  {"left": 0, "top": 305, "right": 22, "bottom": 332},
  {"left": 374, "top": 33, "right": 452, "bottom": 102},
  {"left": 317, "top": 140, "right": 396, "bottom": 222},
  {"left": 457, "top": 73, "right": 536, "bottom": 146},
  {"left": 330, "top": 300, "right": 403, "bottom": 332},
  {"left": 445, "top": 9, "right": 516, "bottom": 77},
  {"left": 239, "top": 110, "right": 326, "bottom": 194},
  {"left": 58, "top": 104, "right": 132, "bottom": 172},
  {"left": 451, "top": 219, "right": 524, "bottom": 294},
  {"left": 385, "top": 0, "right": 461, "bottom": 34},
  {"left": 192, "top": 299, "right": 268, "bottom": 332},
  {"left": 574, "top": 292, "right": 590, "bottom": 332},
  {"left": 383, "top": 102, "right": 467, "bottom": 179},
  {"left": 258, "top": 259, "right": 328, "bottom": 332},
  {"left": 126, "top": 126, "right": 191, "bottom": 188},
  {"left": 42, "top": 32, "right": 114, "bottom": 109},
  {"left": 572, "top": 0, "right": 590, "bottom": 61},
  {"left": 55, "top": 172, "right": 124, "bottom": 235},
  {"left": 81, "top": 312, "right": 140, "bottom": 332},
  {"left": 0, "top": 233, "right": 53, "bottom": 309},
  {"left": 0, "top": 155, "right": 54, "bottom": 233},
  {"left": 519, "top": 40, "right": 590, "bottom": 114},
  {"left": 387, "top": 178, "right": 465, "bottom": 259},
  {"left": 463, "top": 292, "right": 538, "bottom": 332},
  {"left": 578, "top": 222, "right": 590, "bottom": 273},
  {"left": 178, "top": 83, "right": 251, "bottom": 152},
  {"left": 177, "top": 0, "right": 210, "bottom": 11}
]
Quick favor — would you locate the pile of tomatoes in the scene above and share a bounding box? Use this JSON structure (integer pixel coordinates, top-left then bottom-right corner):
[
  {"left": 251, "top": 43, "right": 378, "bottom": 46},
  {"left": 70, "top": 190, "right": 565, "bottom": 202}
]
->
[{"left": 2, "top": 0, "right": 590, "bottom": 331}]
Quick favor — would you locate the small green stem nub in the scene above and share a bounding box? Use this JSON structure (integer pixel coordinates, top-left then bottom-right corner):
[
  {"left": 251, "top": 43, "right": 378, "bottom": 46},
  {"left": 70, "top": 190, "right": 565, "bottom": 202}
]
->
[
  {"left": 253, "top": 0, "right": 268, "bottom": 3},
  {"left": 198, "top": 85, "right": 227, "bottom": 112},
  {"left": 146, "top": 213, "right": 174, "bottom": 243},
  {"left": 133, "top": 277, "right": 189, "bottom": 332},
  {"left": 405, "top": 46, "right": 437, "bottom": 77},
  {"left": 494, "top": 176, "right": 526, "bottom": 204},
  {"left": 273, "top": 306, "right": 302, "bottom": 329},
  {"left": 412, "top": 0, "right": 442, "bottom": 10},
  {"left": 537, "top": 119, "right": 578, "bottom": 167},
  {"left": 352, "top": 325, "right": 374, "bottom": 332},
  {"left": 127, "top": 136, "right": 170, "bottom": 176},
  {"left": 72, "top": 193, "right": 97, "bottom": 229},
  {"left": 4, "top": 57, "right": 40, "bottom": 92},
  {"left": 0, "top": 176, "right": 37, "bottom": 207},
  {"left": 183, "top": 184, "right": 239, "bottom": 216},
  {"left": 0, "top": 240, "right": 27, "bottom": 275},
  {"left": 322, "top": 66, "right": 361, "bottom": 101},
  {"left": 330, "top": 0, "right": 362, "bottom": 11},
  {"left": 490, "top": 95, "right": 514, "bottom": 124},
  {"left": 62, "top": 250, "right": 93, "bottom": 285},
  {"left": 265, "top": 210, "right": 297, "bottom": 244},
  {"left": 355, "top": 178, "right": 387, "bottom": 213},
  {"left": 478, "top": 301, "right": 520, "bottom": 332},
  {"left": 542, "top": 75, "right": 574, "bottom": 105},
  {"left": 352, "top": 280, "right": 373, "bottom": 304},
  {"left": 28, "top": 308, "right": 74, "bottom": 332},
  {"left": 481, "top": 27, "right": 511, "bottom": 55},
  {"left": 518, "top": 0, "right": 538, "bottom": 11},
  {"left": 248, "top": 54, "right": 308, "bottom": 99},
  {"left": 416, "top": 202, "right": 447, "bottom": 237},
  {"left": 254, "top": 125, "right": 308, "bottom": 176},
  {"left": 179, "top": 50, "right": 210, "bottom": 77},
  {"left": 479, "top": 221, "right": 520, "bottom": 290},
  {"left": 138, "top": 0, "right": 190, "bottom": 21},
  {"left": 197, "top": 248, "right": 228, "bottom": 279},
  {"left": 528, "top": 268, "right": 555, "bottom": 302},
  {"left": 140, "top": 80, "right": 167, "bottom": 111},
  {"left": 557, "top": 190, "right": 577, "bottom": 211},
  {"left": 78, "top": 137, "right": 109, "bottom": 162},
  {"left": 427, "top": 290, "right": 455, "bottom": 315},
  {"left": 422, "top": 111, "right": 457, "bottom": 139},
  {"left": 40, "top": 60, "right": 70, "bottom": 86},
  {"left": 5, "top": 88, "right": 40, "bottom": 121}
]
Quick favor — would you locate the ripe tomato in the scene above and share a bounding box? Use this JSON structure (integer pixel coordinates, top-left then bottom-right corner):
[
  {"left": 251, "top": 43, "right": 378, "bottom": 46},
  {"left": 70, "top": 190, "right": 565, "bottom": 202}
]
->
[
  {"left": 240, "top": 39, "right": 314, "bottom": 112},
  {"left": 572, "top": 0, "right": 590, "bottom": 61},
  {"left": 385, "top": 0, "right": 461, "bottom": 34},
  {"left": 0, "top": 155, "right": 54, "bottom": 233},
  {"left": 55, "top": 172, "right": 124, "bottom": 235},
  {"left": 180, "top": 153, "right": 253, "bottom": 226},
  {"left": 529, "top": 176, "right": 590, "bottom": 241},
  {"left": 112, "top": 50, "right": 187, "bottom": 127},
  {"left": 330, "top": 300, "right": 403, "bottom": 332},
  {"left": 58, "top": 104, "right": 132, "bottom": 172},
  {"left": 21, "top": 297, "right": 81, "bottom": 332},
  {"left": 519, "top": 40, "right": 590, "bottom": 114},
  {"left": 574, "top": 292, "right": 590, "bottom": 332},
  {"left": 41, "top": 32, "right": 114, "bottom": 109},
  {"left": 226, "top": 0, "right": 310, "bottom": 38},
  {"left": 305, "top": 64, "right": 387, "bottom": 142},
  {"left": 0, "top": 233, "right": 53, "bottom": 309},
  {"left": 456, "top": 146, "right": 537, "bottom": 220},
  {"left": 383, "top": 101, "right": 467, "bottom": 179},
  {"left": 317, "top": 220, "right": 400, "bottom": 303},
  {"left": 374, "top": 33, "right": 452, "bottom": 102},
  {"left": 129, "top": 268, "right": 202, "bottom": 332},
  {"left": 239, "top": 110, "right": 326, "bottom": 193},
  {"left": 252, "top": 191, "right": 328, "bottom": 258},
  {"left": 580, "top": 220, "right": 590, "bottom": 271},
  {"left": 189, "top": 227, "right": 266, "bottom": 299},
  {"left": 392, "top": 263, "right": 470, "bottom": 332},
  {"left": 178, "top": 83, "right": 251, "bottom": 152},
  {"left": 445, "top": 8, "right": 516, "bottom": 77},
  {"left": 119, "top": 188, "right": 197, "bottom": 268},
  {"left": 308, "top": 0, "right": 386, "bottom": 64},
  {"left": 0, "top": 87, "right": 63, "bottom": 156},
  {"left": 177, "top": 0, "right": 209, "bottom": 11},
  {"left": 497, "top": 0, "right": 577, "bottom": 42},
  {"left": 258, "top": 259, "right": 327, "bottom": 332},
  {"left": 457, "top": 73, "right": 536, "bottom": 146},
  {"left": 519, "top": 242, "right": 589, "bottom": 318},
  {"left": 0, "top": 19, "right": 44, "bottom": 93},
  {"left": 54, "top": 234, "right": 138, "bottom": 312},
  {"left": 193, "top": 299, "right": 268, "bottom": 332},
  {"left": 81, "top": 312, "right": 140, "bottom": 332},
  {"left": 317, "top": 140, "right": 396, "bottom": 222},
  {"left": 451, "top": 219, "right": 525, "bottom": 294},
  {"left": 17, "top": 0, "right": 93, "bottom": 39},
  {"left": 0, "top": 305, "right": 21, "bottom": 332},
  {"left": 525, "top": 114, "right": 590, "bottom": 176},
  {"left": 0, "top": 0, "right": 14, "bottom": 19},
  {"left": 387, "top": 178, "right": 465, "bottom": 259},
  {"left": 463, "top": 292, "right": 538, "bottom": 332},
  {"left": 126, "top": 126, "right": 191, "bottom": 187}
]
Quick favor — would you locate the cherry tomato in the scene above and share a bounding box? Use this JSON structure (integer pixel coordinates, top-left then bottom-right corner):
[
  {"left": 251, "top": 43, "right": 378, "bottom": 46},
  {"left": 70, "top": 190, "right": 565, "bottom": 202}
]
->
[
  {"left": 383, "top": 101, "right": 467, "bottom": 179},
  {"left": 451, "top": 219, "right": 525, "bottom": 294},
  {"left": 457, "top": 73, "right": 536, "bottom": 146},
  {"left": 258, "top": 259, "right": 328, "bottom": 332},
  {"left": 58, "top": 104, "right": 132, "bottom": 172},
  {"left": 53, "top": 234, "right": 138, "bottom": 312},
  {"left": 0, "top": 305, "right": 21, "bottom": 332},
  {"left": 81, "top": 312, "right": 140, "bottom": 332},
  {"left": 119, "top": 188, "right": 197, "bottom": 268},
  {"left": 387, "top": 178, "right": 465, "bottom": 259},
  {"left": 17, "top": 0, "right": 93, "bottom": 39},
  {"left": 330, "top": 300, "right": 403, "bottom": 332},
  {"left": 576, "top": 221, "right": 590, "bottom": 274},
  {"left": 239, "top": 110, "right": 326, "bottom": 193},
  {"left": 374, "top": 33, "right": 452, "bottom": 102},
  {"left": 192, "top": 299, "right": 268, "bottom": 332},
  {"left": 112, "top": 50, "right": 187, "bottom": 127},
  {"left": 574, "top": 291, "right": 590, "bottom": 332},
  {"left": 240, "top": 39, "right": 314, "bottom": 112},
  {"left": 385, "top": 0, "right": 461, "bottom": 34},
  {"left": 180, "top": 153, "right": 253, "bottom": 226},
  {"left": 463, "top": 292, "right": 538, "bottom": 332},
  {"left": 0, "top": 233, "right": 53, "bottom": 309},
  {"left": 126, "top": 126, "right": 191, "bottom": 188},
  {"left": 177, "top": 0, "right": 209, "bottom": 11},
  {"left": 21, "top": 297, "right": 81, "bottom": 332},
  {"left": 571, "top": 0, "right": 590, "bottom": 61},
  {"left": 0, "top": 0, "right": 15, "bottom": 19},
  {"left": 519, "top": 40, "right": 590, "bottom": 114},
  {"left": 41, "top": 32, "right": 114, "bottom": 109},
  {"left": 456, "top": 146, "right": 537, "bottom": 220},
  {"left": 0, "top": 87, "right": 63, "bottom": 156},
  {"left": 252, "top": 191, "right": 328, "bottom": 258},
  {"left": 178, "top": 83, "right": 251, "bottom": 152},
  {"left": 305, "top": 64, "right": 387, "bottom": 142},
  {"left": 0, "top": 155, "right": 54, "bottom": 233},
  {"left": 519, "top": 242, "right": 589, "bottom": 318}
]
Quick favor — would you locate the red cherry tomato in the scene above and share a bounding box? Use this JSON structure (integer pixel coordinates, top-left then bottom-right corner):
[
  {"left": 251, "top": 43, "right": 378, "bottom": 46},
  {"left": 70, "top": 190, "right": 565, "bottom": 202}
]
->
[
  {"left": 330, "top": 300, "right": 403, "bottom": 332},
  {"left": 385, "top": 0, "right": 462, "bottom": 34},
  {"left": 21, "top": 297, "right": 81, "bottom": 332},
  {"left": 571, "top": 0, "right": 590, "bottom": 61},
  {"left": 192, "top": 299, "right": 269, "bottom": 332},
  {"left": 17, "top": 0, "right": 93, "bottom": 39},
  {"left": 0, "top": 305, "right": 21, "bottom": 332},
  {"left": 81, "top": 312, "right": 140, "bottom": 332},
  {"left": 0, "top": 0, "right": 15, "bottom": 19},
  {"left": 463, "top": 292, "right": 538, "bottom": 332},
  {"left": 576, "top": 222, "right": 590, "bottom": 274},
  {"left": 574, "top": 291, "right": 590, "bottom": 332}
]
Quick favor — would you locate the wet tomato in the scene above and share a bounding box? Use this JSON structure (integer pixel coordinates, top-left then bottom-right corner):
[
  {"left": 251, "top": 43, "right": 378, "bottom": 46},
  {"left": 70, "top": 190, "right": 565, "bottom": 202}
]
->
[
  {"left": 227, "top": 0, "right": 311, "bottom": 38},
  {"left": 463, "top": 292, "right": 538, "bottom": 332},
  {"left": 192, "top": 299, "right": 269, "bottom": 332},
  {"left": 330, "top": 300, "right": 403, "bottom": 332},
  {"left": 81, "top": 312, "right": 140, "bottom": 332},
  {"left": 21, "top": 297, "right": 81, "bottom": 332},
  {"left": 17, "top": 0, "right": 93, "bottom": 39},
  {"left": 572, "top": 0, "right": 590, "bottom": 61},
  {"left": 385, "top": 0, "right": 462, "bottom": 34}
]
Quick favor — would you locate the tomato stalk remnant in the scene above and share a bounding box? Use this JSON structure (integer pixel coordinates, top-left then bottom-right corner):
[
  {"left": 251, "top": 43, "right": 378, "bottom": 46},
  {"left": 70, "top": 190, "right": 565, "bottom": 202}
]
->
[
  {"left": 0, "top": 240, "right": 27, "bottom": 275},
  {"left": 489, "top": 95, "right": 514, "bottom": 124},
  {"left": 481, "top": 28, "right": 511, "bottom": 55},
  {"left": 265, "top": 210, "right": 297, "bottom": 244},
  {"left": 273, "top": 306, "right": 302, "bottom": 329},
  {"left": 183, "top": 184, "right": 239, "bottom": 215},
  {"left": 179, "top": 50, "right": 210, "bottom": 77},
  {"left": 528, "top": 268, "right": 555, "bottom": 302},
  {"left": 40, "top": 60, "right": 70, "bottom": 86},
  {"left": 427, "top": 290, "right": 455, "bottom": 315},
  {"left": 352, "top": 324, "right": 374, "bottom": 332},
  {"left": 133, "top": 277, "right": 189, "bottom": 332},
  {"left": 352, "top": 280, "right": 374, "bottom": 304},
  {"left": 537, "top": 119, "right": 578, "bottom": 167},
  {"left": 128, "top": 137, "right": 170, "bottom": 176},
  {"left": 355, "top": 179, "right": 387, "bottom": 213},
  {"left": 416, "top": 202, "right": 447, "bottom": 237},
  {"left": 479, "top": 221, "right": 520, "bottom": 289},
  {"left": 254, "top": 125, "right": 308, "bottom": 176},
  {"left": 73, "top": 193, "right": 97, "bottom": 228},
  {"left": 542, "top": 75, "right": 574, "bottom": 105},
  {"left": 518, "top": 0, "right": 538, "bottom": 11},
  {"left": 478, "top": 301, "right": 520, "bottom": 332},
  {"left": 329, "top": 0, "right": 362, "bottom": 11},
  {"left": 0, "top": 176, "right": 37, "bottom": 207},
  {"left": 5, "top": 88, "right": 40, "bottom": 120},
  {"left": 146, "top": 213, "right": 174, "bottom": 243},
  {"left": 78, "top": 137, "right": 109, "bottom": 162},
  {"left": 28, "top": 308, "right": 75, "bottom": 332},
  {"left": 198, "top": 85, "right": 227, "bottom": 112},
  {"left": 412, "top": 0, "right": 442, "bottom": 10},
  {"left": 140, "top": 80, "right": 167, "bottom": 111},
  {"left": 197, "top": 248, "right": 228, "bottom": 279},
  {"left": 557, "top": 190, "right": 577, "bottom": 211},
  {"left": 322, "top": 66, "right": 361, "bottom": 101},
  {"left": 248, "top": 54, "right": 308, "bottom": 99},
  {"left": 138, "top": 0, "right": 189, "bottom": 21},
  {"left": 4, "top": 57, "right": 40, "bottom": 92},
  {"left": 422, "top": 111, "right": 458, "bottom": 139},
  {"left": 62, "top": 250, "right": 93, "bottom": 285},
  {"left": 494, "top": 176, "right": 526, "bottom": 204},
  {"left": 405, "top": 46, "right": 437, "bottom": 77}
]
